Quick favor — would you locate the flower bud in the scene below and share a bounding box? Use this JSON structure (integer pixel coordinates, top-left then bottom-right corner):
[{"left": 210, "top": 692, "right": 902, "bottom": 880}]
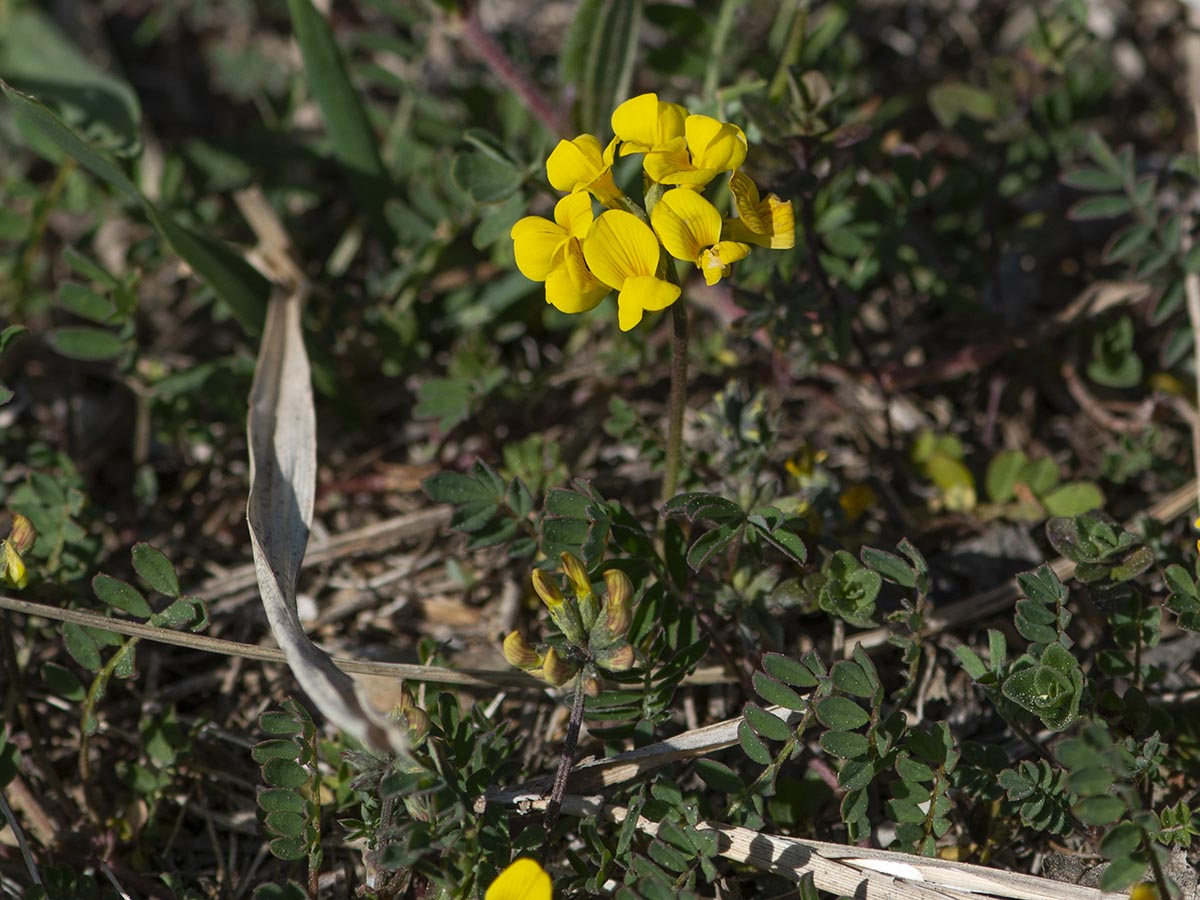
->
[
  {"left": 596, "top": 642, "right": 635, "bottom": 672},
  {"left": 533, "top": 566, "right": 586, "bottom": 644},
  {"left": 541, "top": 647, "right": 577, "bottom": 686},
  {"left": 602, "top": 569, "right": 633, "bottom": 637},
  {"left": 583, "top": 673, "right": 604, "bottom": 698},
  {"left": 404, "top": 705, "right": 430, "bottom": 746},
  {"left": 1, "top": 542, "right": 27, "bottom": 590},
  {"left": 8, "top": 513, "right": 35, "bottom": 555},
  {"left": 503, "top": 631, "right": 542, "bottom": 670},
  {"left": 531, "top": 568, "right": 565, "bottom": 612},
  {"left": 560, "top": 552, "right": 593, "bottom": 600},
  {"left": 396, "top": 683, "right": 417, "bottom": 711}
]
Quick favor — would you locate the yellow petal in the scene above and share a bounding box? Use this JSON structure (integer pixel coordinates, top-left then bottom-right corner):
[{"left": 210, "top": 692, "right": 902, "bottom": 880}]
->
[
  {"left": 511, "top": 216, "right": 567, "bottom": 281},
  {"left": 545, "top": 239, "right": 609, "bottom": 313},
  {"left": 761, "top": 194, "right": 796, "bottom": 249},
  {"left": 612, "top": 93, "right": 687, "bottom": 154},
  {"left": 553, "top": 192, "right": 595, "bottom": 239},
  {"left": 642, "top": 137, "right": 694, "bottom": 184},
  {"left": 729, "top": 170, "right": 765, "bottom": 233},
  {"left": 727, "top": 171, "right": 795, "bottom": 249},
  {"left": 485, "top": 858, "right": 552, "bottom": 900},
  {"left": 583, "top": 210, "right": 662, "bottom": 289},
  {"left": 651, "top": 189, "right": 722, "bottom": 263},
  {"left": 546, "top": 134, "right": 606, "bottom": 193},
  {"left": 617, "top": 275, "right": 681, "bottom": 331},
  {"left": 699, "top": 241, "right": 751, "bottom": 285},
  {"left": 602, "top": 135, "right": 619, "bottom": 165},
  {"left": 2, "top": 542, "right": 28, "bottom": 590},
  {"left": 685, "top": 115, "right": 747, "bottom": 172}
]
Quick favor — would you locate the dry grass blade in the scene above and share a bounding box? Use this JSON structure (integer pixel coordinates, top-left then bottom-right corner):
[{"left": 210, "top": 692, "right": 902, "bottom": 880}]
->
[
  {"left": 0, "top": 594, "right": 731, "bottom": 691},
  {"left": 484, "top": 705, "right": 804, "bottom": 799},
  {"left": 241, "top": 187, "right": 408, "bottom": 755},
  {"left": 491, "top": 793, "right": 1125, "bottom": 900}
]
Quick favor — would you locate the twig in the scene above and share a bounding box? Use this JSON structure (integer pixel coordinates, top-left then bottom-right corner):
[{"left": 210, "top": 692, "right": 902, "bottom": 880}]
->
[
  {"left": 0, "top": 787, "right": 41, "bottom": 887},
  {"left": 199, "top": 506, "right": 453, "bottom": 605},
  {"left": 455, "top": 7, "right": 567, "bottom": 137},
  {"left": 483, "top": 704, "right": 807, "bottom": 801},
  {"left": 484, "top": 792, "right": 1127, "bottom": 900},
  {"left": 847, "top": 478, "right": 1197, "bottom": 653},
  {"left": 1060, "top": 360, "right": 1153, "bottom": 434},
  {"left": 878, "top": 281, "right": 1152, "bottom": 392},
  {"left": 0, "top": 594, "right": 733, "bottom": 692}
]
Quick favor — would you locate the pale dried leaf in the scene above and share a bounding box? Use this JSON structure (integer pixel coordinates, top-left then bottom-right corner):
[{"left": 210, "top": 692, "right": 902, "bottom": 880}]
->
[{"left": 246, "top": 282, "right": 407, "bottom": 756}]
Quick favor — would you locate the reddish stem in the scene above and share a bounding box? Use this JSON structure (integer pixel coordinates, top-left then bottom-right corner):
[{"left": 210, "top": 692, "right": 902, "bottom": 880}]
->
[{"left": 457, "top": 11, "right": 568, "bottom": 138}]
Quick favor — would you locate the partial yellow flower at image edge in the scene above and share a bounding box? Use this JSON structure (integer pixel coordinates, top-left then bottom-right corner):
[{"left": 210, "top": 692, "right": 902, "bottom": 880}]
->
[
  {"left": 583, "top": 210, "right": 681, "bottom": 332},
  {"left": 485, "top": 858, "right": 552, "bottom": 900}
]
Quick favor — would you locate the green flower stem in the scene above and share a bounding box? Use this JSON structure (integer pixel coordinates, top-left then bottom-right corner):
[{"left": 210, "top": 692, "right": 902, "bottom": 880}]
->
[{"left": 662, "top": 297, "right": 689, "bottom": 502}]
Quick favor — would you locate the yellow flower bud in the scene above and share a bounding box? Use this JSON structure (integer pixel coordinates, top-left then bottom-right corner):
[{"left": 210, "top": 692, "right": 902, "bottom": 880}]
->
[
  {"left": 559, "top": 552, "right": 593, "bottom": 600},
  {"left": 8, "top": 513, "right": 35, "bottom": 555},
  {"left": 583, "top": 673, "right": 604, "bottom": 698},
  {"left": 602, "top": 569, "right": 633, "bottom": 637},
  {"left": 596, "top": 642, "right": 635, "bottom": 672},
  {"left": 396, "top": 683, "right": 417, "bottom": 711},
  {"left": 503, "top": 631, "right": 543, "bottom": 670},
  {"left": 541, "top": 647, "right": 577, "bottom": 686},
  {"left": 531, "top": 568, "right": 565, "bottom": 611},
  {"left": 404, "top": 705, "right": 430, "bottom": 746},
  {"left": 1, "top": 542, "right": 27, "bottom": 590}
]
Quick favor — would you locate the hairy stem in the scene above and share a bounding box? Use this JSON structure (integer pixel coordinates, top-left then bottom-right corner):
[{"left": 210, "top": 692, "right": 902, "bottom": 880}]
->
[
  {"left": 545, "top": 673, "right": 588, "bottom": 831},
  {"left": 662, "top": 300, "right": 690, "bottom": 502}
]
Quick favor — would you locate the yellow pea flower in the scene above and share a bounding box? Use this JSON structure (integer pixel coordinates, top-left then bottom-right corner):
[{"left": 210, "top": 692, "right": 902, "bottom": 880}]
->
[
  {"left": 545, "top": 134, "right": 621, "bottom": 205},
  {"left": 651, "top": 188, "right": 750, "bottom": 286},
  {"left": 583, "top": 210, "right": 682, "bottom": 331},
  {"left": 511, "top": 193, "right": 610, "bottom": 314},
  {"left": 485, "top": 858, "right": 552, "bottom": 900},
  {"left": 839, "top": 483, "right": 878, "bottom": 523},
  {"left": 724, "top": 170, "right": 795, "bottom": 249},
  {"left": 611, "top": 92, "right": 687, "bottom": 155},
  {"left": 644, "top": 115, "right": 747, "bottom": 188},
  {"left": 2, "top": 541, "right": 27, "bottom": 590}
]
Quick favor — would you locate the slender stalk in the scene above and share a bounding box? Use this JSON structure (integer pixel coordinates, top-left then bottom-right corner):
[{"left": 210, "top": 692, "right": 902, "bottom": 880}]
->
[
  {"left": 662, "top": 300, "right": 690, "bottom": 502},
  {"left": 0, "top": 789, "right": 41, "bottom": 887},
  {"left": 545, "top": 673, "right": 588, "bottom": 832},
  {"left": 457, "top": 9, "right": 567, "bottom": 137}
]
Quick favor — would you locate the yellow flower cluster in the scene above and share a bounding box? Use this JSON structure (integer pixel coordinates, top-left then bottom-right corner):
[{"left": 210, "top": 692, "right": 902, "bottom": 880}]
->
[
  {"left": 503, "top": 552, "right": 635, "bottom": 690},
  {"left": 511, "top": 93, "right": 795, "bottom": 331}
]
